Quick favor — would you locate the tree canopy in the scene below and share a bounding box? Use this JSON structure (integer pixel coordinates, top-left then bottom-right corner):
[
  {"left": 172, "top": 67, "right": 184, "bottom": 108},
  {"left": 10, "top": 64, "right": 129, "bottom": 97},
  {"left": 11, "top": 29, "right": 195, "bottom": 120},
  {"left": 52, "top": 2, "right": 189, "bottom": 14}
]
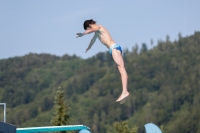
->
[{"left": 0, "top": 32, "right": 200, "bottom": 133}]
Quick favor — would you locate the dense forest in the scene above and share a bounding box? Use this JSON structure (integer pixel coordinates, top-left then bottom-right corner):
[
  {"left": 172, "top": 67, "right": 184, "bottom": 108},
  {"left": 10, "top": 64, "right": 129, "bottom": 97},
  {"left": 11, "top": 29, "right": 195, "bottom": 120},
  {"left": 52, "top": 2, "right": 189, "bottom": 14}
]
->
[{"left": 0, "top": 32, "right": 200, "bottom": 133}]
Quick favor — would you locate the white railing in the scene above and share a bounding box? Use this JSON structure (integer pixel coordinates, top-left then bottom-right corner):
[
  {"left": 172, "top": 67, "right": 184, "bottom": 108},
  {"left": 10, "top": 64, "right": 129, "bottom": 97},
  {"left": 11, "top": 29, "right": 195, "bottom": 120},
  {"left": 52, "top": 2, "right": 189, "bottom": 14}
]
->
[{"left": 0, "top": 103, "right": 6, "bottom": 122}]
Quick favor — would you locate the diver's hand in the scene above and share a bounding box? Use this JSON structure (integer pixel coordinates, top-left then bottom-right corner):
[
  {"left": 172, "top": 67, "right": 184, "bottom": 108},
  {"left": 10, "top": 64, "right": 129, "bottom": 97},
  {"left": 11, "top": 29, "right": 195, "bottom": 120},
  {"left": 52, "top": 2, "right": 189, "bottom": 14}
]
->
[{"left": 76, "top": 33, "right": 84, "bottom": 38}]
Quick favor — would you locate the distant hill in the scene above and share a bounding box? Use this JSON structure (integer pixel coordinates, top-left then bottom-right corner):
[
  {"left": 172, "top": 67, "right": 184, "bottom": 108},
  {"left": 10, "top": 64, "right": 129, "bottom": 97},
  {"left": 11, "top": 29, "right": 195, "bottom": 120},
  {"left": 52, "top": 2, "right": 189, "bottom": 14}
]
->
[{"left": 0, "top": 32, "right": 200, "bottom": 133}]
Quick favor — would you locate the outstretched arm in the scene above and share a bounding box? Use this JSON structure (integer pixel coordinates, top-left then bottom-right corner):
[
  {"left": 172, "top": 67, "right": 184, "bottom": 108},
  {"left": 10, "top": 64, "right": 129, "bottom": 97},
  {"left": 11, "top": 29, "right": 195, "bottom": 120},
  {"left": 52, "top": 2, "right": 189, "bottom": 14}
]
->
[
  {"left": 85, "top": 32, "right": 98, "bottom": 53},
  {"left": 76, "top": 26, "right": 100, "bottom": 38},
  {"left": 84, "top": 26, "right": 100, "bottom": 34}
]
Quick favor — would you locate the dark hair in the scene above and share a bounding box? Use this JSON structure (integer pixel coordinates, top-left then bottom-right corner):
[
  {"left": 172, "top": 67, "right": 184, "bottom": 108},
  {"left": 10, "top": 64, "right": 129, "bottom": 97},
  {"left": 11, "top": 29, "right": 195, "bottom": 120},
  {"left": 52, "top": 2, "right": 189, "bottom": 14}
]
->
[{"left": 83, "top": 19, "right": 96, "bottom": 30}]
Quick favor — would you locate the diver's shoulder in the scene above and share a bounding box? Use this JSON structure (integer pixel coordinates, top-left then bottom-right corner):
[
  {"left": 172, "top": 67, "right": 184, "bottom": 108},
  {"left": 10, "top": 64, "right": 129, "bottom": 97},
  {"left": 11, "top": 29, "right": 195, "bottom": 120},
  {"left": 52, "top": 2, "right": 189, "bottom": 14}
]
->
[{"left": 98, "top": 25, "right": 108, "bottom": 31}]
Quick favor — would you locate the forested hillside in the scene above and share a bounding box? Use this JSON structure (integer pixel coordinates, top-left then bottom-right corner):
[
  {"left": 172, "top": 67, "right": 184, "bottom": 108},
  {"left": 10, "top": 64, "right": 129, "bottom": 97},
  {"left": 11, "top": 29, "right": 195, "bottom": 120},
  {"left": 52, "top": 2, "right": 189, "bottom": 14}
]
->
[{"left": 0, "top": 32, "right": 200, "bottom": 133}]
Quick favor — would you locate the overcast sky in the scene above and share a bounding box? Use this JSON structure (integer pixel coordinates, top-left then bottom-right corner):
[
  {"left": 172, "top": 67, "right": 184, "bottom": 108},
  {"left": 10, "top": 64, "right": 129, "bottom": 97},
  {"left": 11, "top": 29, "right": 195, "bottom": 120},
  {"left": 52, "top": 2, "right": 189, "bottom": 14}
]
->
[{"left": 0, "top": 0, "right": 200, "bottom": 59}]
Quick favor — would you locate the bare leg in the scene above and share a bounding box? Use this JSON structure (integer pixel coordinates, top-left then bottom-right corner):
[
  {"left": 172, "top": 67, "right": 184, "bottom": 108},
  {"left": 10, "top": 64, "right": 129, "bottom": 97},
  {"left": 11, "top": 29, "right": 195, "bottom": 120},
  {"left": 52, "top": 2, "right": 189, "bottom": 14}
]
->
[{"left": 112, "top": 49, "right": 129, "bottom": 102}]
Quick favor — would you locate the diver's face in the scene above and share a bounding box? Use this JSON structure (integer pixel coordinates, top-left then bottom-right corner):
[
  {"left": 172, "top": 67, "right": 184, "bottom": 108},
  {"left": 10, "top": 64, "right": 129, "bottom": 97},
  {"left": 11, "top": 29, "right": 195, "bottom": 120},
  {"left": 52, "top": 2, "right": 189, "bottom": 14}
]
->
[
  {"left": 89, "top": 24, "right": 95, "bottom": 29},
  {"left": 86, "top": 27, "right": 91, "bottom": 30}
]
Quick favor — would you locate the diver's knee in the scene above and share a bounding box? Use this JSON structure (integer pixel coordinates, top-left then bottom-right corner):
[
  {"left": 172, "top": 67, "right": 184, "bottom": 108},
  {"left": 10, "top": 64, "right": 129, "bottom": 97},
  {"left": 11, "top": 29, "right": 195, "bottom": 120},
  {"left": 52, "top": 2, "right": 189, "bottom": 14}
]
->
[{"left": 118, "top": 66, "right": 126, "bottom": 73}]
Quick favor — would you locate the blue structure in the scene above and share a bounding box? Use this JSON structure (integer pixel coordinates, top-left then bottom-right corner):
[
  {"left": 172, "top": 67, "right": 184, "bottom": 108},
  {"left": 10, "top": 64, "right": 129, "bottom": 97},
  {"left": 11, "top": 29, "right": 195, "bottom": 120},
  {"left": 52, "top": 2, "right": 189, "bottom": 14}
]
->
[
  {"left": 16, "top": 125, "right": 90, "bottom": 133},
  {"left": 144, "top": 123, "right": 162, "bottom": 133},
  {"left": 79, "top": 129, "right": 91, "bottom": 133},
  {"left": 0, "top": 122, "right": 16, "bottom": 133}
]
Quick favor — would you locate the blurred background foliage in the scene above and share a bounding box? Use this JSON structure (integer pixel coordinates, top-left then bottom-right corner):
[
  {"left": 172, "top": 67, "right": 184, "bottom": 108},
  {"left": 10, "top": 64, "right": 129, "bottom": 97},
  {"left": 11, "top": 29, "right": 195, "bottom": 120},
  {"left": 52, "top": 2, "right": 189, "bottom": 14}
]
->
[{"left": 1, "top": 32, "right": 200, "bottom": 133}]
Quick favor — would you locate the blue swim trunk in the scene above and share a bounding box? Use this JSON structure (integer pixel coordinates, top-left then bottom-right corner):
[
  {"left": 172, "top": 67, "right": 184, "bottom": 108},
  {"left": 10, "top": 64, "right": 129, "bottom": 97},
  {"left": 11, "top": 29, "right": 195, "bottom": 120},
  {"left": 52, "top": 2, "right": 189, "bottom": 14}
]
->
[{"left": 109, "top": 44, "right": 122, "bottom": 55}]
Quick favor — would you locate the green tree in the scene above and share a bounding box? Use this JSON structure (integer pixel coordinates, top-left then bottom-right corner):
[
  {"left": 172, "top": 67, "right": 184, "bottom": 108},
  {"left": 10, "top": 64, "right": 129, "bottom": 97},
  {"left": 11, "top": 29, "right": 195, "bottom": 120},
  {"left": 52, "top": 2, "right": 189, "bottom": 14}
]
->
[
  {"left": 108, "top": 121, "right": 138, "bottom": 133},
  {"left": 140, "top": 43, "right": 148, "bottom": 53},
  {"left": 51, "top": 86, "right": 72, "bottom": 133}
]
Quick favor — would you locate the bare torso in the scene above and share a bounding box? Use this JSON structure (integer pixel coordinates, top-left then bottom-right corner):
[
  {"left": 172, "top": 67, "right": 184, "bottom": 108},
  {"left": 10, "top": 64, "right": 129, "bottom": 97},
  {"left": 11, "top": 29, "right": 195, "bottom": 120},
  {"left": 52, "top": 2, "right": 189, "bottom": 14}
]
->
[{"left": 95, "top": 25, "right": 116, "bottom": 49}]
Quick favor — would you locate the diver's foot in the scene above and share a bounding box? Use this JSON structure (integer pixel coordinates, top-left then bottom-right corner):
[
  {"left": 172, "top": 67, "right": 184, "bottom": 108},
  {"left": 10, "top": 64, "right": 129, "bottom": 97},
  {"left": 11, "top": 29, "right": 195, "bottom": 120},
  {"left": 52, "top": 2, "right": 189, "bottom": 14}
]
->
[
  {"left": 116, "top": 92, "right": 129, "bottom": 103},
  {"left": 120, "top": 97, "right": 128, "bottom": 104}
]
